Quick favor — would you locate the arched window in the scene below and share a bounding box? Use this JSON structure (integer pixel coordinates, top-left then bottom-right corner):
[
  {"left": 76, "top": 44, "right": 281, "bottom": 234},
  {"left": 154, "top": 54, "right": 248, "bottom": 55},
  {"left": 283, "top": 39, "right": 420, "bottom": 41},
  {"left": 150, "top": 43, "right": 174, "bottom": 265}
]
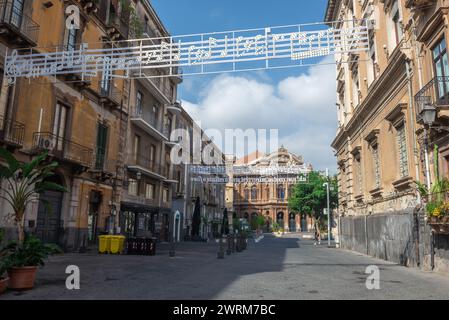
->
[
  {"left": 251, "top": 186, "right": 258, "bottom": 200},
  {"left": 244, "top": 188, "right": 250, "bottom": 200},
  {"left": 277, "top": 185, "right": 285, "bottom": 200}
]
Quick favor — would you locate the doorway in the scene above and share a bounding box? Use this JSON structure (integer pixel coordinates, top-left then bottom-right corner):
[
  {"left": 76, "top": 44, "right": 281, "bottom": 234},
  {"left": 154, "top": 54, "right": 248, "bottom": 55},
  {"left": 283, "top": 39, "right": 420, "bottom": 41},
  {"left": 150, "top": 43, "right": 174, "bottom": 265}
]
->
[
  {"left": 88, "top": 190, "right": 102, "bottom": 244},
  {"left": 289, "top": 213, "right": 296, "bottom": 232},
  {"left": 36, "top": 175, "right": 64, "bottom": 244}
]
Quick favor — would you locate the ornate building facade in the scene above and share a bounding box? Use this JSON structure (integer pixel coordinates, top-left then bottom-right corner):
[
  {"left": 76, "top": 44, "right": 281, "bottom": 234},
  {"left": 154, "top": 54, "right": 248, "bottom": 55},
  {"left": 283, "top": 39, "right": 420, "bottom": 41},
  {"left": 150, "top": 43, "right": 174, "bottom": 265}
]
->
[
  {"left": 325, "top": 0, "right": 449, "bottom": 272},
  {"left": 233, "top": 147, "right": 313, "bottom": 232}
]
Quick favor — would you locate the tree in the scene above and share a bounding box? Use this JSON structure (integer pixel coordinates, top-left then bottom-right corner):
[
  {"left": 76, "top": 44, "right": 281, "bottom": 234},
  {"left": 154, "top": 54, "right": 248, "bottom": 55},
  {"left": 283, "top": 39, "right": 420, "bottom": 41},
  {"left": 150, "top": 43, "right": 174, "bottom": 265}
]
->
[
  {"left": 288, "top": 171, "right": 338, "bottom": 230},
  {"left": 0, "top": 149, "right": 66, "bottom": 243}
]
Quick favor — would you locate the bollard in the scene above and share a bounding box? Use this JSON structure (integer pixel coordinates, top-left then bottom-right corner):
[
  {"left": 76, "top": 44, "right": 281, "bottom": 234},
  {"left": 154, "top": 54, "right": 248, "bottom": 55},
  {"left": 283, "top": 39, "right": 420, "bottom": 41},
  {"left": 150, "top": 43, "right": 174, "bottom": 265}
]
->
[
  {"left": 217, "top": 237, "right": 225, "bottom": 259},
  {"left": 169, "top": 236, "right": 175, "bottom": 257},
  {"left": 226, "top": 235, "right": 232, "bottom": 255}
]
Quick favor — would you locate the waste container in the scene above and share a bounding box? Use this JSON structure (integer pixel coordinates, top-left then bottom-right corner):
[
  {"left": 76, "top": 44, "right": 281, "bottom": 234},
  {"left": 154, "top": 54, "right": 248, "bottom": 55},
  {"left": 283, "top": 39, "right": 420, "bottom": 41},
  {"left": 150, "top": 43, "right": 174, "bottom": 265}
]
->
[
  {"left": 110, "top": 236, "right": 126, "bottom": 254},
  {"left": 98, "top": 235, "right": 112, "bottom": 254}
]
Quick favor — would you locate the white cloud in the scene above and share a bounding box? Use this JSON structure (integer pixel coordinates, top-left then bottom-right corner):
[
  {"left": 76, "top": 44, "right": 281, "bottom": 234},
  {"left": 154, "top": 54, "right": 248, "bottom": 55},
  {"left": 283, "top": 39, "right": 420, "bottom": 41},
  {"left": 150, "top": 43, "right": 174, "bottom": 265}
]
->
[{"left": 182, "top": 57, "right": 338, "bottom": 171}]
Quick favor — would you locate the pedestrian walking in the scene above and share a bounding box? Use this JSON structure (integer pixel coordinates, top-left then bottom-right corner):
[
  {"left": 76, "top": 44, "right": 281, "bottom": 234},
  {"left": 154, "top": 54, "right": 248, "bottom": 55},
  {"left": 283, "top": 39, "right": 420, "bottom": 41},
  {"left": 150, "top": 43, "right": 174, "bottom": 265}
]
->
[{"left": 314, "top": 228, "right": 321, "bottom": 246}]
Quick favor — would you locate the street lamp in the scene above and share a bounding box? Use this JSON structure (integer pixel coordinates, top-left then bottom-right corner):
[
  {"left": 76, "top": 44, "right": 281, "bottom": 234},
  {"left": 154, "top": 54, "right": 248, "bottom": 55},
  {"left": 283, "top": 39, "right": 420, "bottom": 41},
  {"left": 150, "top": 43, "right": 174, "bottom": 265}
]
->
[
  {"left": 419, "top": 103, "right": 436, "bottom": 193},
  {"left": 323, "top": 168, "right": 331, "bottom": 247}
]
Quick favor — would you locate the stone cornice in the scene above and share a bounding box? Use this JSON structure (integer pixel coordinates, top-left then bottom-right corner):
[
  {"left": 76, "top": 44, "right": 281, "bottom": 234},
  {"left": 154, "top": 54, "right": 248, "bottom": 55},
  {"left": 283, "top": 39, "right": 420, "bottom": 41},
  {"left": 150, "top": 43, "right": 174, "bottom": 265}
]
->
[{"left": 331, "top": 46, "right": 408, "bottom": 150}]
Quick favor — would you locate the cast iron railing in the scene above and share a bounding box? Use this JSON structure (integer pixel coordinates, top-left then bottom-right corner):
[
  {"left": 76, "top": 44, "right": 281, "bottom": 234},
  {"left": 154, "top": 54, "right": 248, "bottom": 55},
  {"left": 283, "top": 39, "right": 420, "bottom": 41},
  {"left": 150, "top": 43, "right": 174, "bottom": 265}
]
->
[
  {"left": 0, "top": 115, "right": 25, "bottom": 146},
  {"left": 32, "top": 132, "right": 93, "bottom": 167},
  {"left": 0, "top": 0, "right": 39, "bottom": 45},
  {"left": 415, "top": 76, "right": 449, "bottom": 121}
]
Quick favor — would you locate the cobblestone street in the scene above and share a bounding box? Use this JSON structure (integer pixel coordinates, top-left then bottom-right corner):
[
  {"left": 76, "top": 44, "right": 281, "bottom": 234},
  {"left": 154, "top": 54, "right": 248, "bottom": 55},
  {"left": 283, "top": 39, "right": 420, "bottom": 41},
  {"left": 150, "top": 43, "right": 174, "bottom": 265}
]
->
[{"left": 2, "top": 234, "right": 449, "bottom": 300}]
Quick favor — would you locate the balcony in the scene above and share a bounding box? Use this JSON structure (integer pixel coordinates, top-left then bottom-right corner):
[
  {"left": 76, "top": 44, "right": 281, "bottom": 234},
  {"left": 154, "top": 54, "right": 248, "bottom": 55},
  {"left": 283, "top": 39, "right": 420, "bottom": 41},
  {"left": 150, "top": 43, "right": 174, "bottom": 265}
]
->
[
  {"left": 31, "top": 132, "right": 93, "bottom": 168},
  {"left": 133, "top": 71, "right": 173, "bottom": 104},
  {"left": 130, "top": 111, "right": 168, "bottom": 141},
  {"left": 77, "top": 0, "right": 99, "bottom": 14},
  {"left": 0, "top": 116, "right": 24, "bottom": 147},
  {"left": 126, "top": 153, "right": 166, "bottom": 180},
  {"left": 405, "top": 0, "right": 435, "bottom": 10},
  {"left": 415, "top": 76, "right": 449, "bottom": 122},
  {"left": 106, "top": 11, "right": 129, "bottom": 40},
  {"left": 90, "top": 147, "right": 117, "bottom": 181},
  {"left": 167, "top": 101, "right": 183, "bottom": 115},
  {"left": 0, "top": 0, "right": 39, "bottom": 47},
  {"left": 99, "top": 81, "right": 121, "bottom": 108}
]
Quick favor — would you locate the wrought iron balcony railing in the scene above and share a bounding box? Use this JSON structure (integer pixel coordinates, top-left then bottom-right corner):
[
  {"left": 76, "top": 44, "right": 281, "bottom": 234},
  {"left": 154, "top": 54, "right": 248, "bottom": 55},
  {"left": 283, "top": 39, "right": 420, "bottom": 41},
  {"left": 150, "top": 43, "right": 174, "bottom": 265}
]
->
[
  {"left": 107, "top": 11, "right": 129, "bottom": 40},
  {"left": 127, "top": 153, "right": 166, "bottom": 178},
  {"left": 0, "top": 0, "right": 39, "bottom": 46},
  {"left": 415, "top": 76, "right": 449, "bottom": 121},
  {"left": 130, "top": 110, "right": 169, "bottom": 139},
  {"left": 99, "top": 80, "right": 121, "bottom": 107},
  {"left": 93, "top": 147, "right": 118, "bottom": 174},
  {"left": 0, "top": 115, "right": 25, "bottom": 147},
  {"left": 32, "top": 132, "right": 93, "bottom": 168}
]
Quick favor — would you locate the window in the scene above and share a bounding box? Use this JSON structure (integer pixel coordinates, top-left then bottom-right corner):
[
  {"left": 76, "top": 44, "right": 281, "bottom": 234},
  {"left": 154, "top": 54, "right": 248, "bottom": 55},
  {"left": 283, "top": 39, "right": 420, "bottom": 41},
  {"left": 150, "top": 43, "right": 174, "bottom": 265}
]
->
[
  {"left": 152, "top": 105, "right": 159, "bottom": 125},
  {"left": 136, "top": 91, "right": 143, "bottom": 116},
  {"left": 163, "top": 188, "right": 169, "bottom": 203},
  {"left": 177, "top": 171, "right": 183, "bottom": 193},
  {"left": 251, "top": 186, "right": 258, "bottom": 200},
  {"left": 149, "top": 144, "right": 156, "bottom": 169},
  {"left": 133, "top": 135, "right": 140, "bottom": 162},
  {"left": 128, "top": 179, "right": 138, "bottom": 196},
  {"left": 367, "top": 31, "right": 377, "bottom": 84},
  {"left": 351, "top": 70, "right": 360, "bottom": 107},
  {"left": 244, "top": 188, "right": 250, "bottom": 200},
  {"left": 371, "top": 143, "right": 381, "bottom": 189},
  {"left": 95, "top": 123, "right": 108, "bottom": 170},
  {"left": 432, "top": 38, "right": 449, "bottom": 99},
  {"left": 391, "top": 1, "right": 403, "bottom": 45},
  {"left": 277, "top": 185, "right": 285, "bottom": 200},
  {"left": 10, "top": 0, "right": 24, "bottom": 29},
  {"left": 66, "top": 28, "right": 77, "bottom": 52},
  {"left": 145, "top": 183, "right": 154, "bottom": 200},
  {"left": 53, "top": 103, "right": 69, "bottom": 151},
  {"left": 396, "top": 124, "right": 409, "bottom": 178},
  {"left": 354, "top": 153, "right": 363, "bottom": 195}
]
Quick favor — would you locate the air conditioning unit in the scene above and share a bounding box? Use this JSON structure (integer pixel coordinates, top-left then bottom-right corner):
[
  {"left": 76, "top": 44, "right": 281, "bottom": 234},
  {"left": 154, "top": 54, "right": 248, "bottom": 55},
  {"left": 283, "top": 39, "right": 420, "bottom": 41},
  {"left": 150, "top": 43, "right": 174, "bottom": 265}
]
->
[{"left": 38, "top": 136, "right": 56, "bottom": 150}]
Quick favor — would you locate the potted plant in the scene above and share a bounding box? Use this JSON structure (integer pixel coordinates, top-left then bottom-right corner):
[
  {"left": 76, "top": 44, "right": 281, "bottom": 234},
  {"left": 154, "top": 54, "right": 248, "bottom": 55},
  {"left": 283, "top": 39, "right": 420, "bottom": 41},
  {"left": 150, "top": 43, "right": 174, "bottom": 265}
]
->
[
  {"left": 2, "top": 235, "right": 61, "bottom": 290},
  {"left": 0, "top": 229, "right": 10, "bottom": 295},
  {"left": 0, "top": 148, "right": 66, "bottom": 290}
]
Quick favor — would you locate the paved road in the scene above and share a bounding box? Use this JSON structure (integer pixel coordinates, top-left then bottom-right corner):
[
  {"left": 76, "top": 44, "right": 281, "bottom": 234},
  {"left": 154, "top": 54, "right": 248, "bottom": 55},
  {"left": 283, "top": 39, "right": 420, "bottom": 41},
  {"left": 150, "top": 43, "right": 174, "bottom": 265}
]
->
[{"left": 2, "top": 233, "right": 449, "bottom": 300}]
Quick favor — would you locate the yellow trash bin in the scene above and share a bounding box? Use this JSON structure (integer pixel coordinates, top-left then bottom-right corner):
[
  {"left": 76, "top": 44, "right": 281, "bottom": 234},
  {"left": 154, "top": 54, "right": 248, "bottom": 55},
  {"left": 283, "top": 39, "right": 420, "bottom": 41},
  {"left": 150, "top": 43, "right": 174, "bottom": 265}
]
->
[
  {"left": 110, "top": 236, "right": 126, "bottom": 254},
  {"left": 98, "top": 235, "right": 112, "bottom": 254}
]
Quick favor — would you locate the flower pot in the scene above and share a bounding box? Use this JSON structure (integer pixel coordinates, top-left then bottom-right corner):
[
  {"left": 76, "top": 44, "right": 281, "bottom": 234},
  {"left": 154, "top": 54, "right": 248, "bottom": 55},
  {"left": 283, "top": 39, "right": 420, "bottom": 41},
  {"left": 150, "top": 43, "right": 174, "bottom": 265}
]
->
[
  {"left": 7, "top": 266, "right": 38, "bottom": 290},
  {"left": 0, "top": 277, "right": 8, "bottom": 295}
]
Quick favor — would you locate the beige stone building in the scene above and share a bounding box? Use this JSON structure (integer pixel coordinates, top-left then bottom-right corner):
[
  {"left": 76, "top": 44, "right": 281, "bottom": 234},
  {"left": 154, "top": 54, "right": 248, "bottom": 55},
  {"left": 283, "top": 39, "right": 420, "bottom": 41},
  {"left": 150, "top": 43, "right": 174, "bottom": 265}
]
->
[
  {"left": 325, "top": 0, "right": 449, "bottom": 271},
  {"left": 233, "top": 147, "right": 313, "bottom": 232}
]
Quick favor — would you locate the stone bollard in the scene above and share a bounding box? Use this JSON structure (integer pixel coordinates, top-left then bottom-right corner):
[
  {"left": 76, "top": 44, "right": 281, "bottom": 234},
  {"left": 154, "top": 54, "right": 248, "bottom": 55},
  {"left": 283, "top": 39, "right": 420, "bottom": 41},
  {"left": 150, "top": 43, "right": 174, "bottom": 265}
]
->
[
  {"left": 226, "top": 235, "right": 232, "bottom": 255},
  {"left": 169, "top": 237, "right": 175, "bottom": 257},
  {"left": 217, "top": 237, "right": 225, "bottom": 259}
]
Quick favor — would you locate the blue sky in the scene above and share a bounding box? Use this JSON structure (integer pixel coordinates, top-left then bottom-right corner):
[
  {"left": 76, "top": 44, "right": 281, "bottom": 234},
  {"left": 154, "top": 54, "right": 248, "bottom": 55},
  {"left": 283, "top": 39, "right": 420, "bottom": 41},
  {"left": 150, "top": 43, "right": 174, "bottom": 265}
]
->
[{"left": 151, "top": 0, "right": 337, "bottom": 171}]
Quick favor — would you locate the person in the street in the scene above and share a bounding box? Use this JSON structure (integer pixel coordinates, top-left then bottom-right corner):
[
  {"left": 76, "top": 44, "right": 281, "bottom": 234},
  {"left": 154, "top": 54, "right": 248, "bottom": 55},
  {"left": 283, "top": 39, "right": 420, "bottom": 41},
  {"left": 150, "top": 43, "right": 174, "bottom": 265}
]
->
[{"left": 314, "top": 228, "right": 321, "bottom": 246}]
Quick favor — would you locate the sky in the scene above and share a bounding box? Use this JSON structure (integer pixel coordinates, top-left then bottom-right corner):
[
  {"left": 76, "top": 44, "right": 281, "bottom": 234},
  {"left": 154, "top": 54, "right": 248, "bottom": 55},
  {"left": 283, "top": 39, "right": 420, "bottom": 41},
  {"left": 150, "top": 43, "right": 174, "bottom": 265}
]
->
[{"left": 151, "top": 0, "right": 337, "bottom": 172}]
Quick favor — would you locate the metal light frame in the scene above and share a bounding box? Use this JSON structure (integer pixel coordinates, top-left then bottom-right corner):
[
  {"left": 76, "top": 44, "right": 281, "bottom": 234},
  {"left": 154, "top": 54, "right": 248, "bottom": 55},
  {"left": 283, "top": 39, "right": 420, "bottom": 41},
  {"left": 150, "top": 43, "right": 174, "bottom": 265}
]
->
[{"left": 4, "top": 19, "right": 370, "bottom": 84}]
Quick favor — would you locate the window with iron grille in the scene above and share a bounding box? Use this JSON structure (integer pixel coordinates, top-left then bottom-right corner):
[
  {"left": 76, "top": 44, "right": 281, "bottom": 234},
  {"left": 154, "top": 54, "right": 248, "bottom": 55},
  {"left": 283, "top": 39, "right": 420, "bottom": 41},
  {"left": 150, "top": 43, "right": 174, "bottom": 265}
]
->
[
  {"left": 396, "top": 124, "right": 409, "bottom": 178},
  {"left": 372, "top": 144, "right": 381, "bottom": 189},
  {"left": 354, "top": 153, "right": 363, "bottom": 195}
]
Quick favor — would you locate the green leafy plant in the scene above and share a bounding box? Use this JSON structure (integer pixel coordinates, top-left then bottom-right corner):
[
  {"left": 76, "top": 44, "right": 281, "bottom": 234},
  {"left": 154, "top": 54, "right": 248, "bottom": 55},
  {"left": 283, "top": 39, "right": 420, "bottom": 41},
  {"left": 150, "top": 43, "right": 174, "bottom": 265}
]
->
[
  {"left": 2, "top": 235, "right": 62, "bottom": 269},
  {"left": 415, "top": 145, "right": 449, "bottom": 218},
  {"left": 0, "top": 148, "right": 67, "bottom": 243},
  {"left": 0, "top": 229, "right": 9, "bottom": 278}
]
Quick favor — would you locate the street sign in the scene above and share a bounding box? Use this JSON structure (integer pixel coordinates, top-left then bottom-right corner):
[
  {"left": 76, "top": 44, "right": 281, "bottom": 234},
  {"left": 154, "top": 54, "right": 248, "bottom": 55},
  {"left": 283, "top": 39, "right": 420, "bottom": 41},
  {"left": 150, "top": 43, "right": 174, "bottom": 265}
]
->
[{"left": 4, "top": 20, "right": 370, "bottom": 84}]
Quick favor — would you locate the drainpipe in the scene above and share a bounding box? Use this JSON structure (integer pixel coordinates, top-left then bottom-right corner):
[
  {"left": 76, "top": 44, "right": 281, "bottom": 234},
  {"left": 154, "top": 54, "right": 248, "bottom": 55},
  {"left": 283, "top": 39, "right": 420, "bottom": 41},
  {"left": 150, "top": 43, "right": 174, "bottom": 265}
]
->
[{"left": 430, "top": 230, "right": 435, "bottom": 270}]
